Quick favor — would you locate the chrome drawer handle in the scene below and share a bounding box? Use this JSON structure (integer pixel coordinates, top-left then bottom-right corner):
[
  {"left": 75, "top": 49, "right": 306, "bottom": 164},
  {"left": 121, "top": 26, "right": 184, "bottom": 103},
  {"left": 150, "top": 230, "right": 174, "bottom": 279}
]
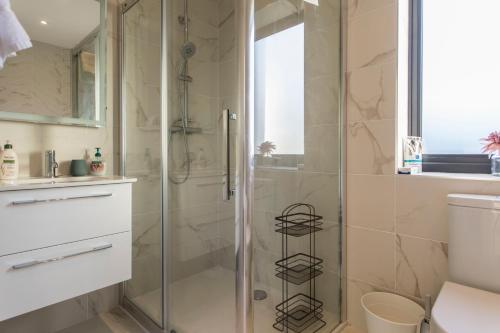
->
[
  {"left": 10, "top": 244, "right": 113, "bottom": 270},
  {"left": 10, "top": 193, "right": 112, "bottom": 206}
]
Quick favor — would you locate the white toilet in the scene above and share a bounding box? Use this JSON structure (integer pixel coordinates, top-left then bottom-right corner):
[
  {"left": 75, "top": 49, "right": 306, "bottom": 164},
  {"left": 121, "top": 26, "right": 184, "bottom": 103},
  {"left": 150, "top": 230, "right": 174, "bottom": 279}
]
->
[{"left": 431, "top": 194, "right": 500, "bottom": 333}]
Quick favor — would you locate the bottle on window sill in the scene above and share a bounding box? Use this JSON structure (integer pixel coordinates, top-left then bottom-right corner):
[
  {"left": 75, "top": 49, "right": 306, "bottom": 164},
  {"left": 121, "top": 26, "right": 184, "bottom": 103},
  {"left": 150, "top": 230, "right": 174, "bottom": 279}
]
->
[{"left": 491, "top": 154, "right": 500, "bottom": 177}]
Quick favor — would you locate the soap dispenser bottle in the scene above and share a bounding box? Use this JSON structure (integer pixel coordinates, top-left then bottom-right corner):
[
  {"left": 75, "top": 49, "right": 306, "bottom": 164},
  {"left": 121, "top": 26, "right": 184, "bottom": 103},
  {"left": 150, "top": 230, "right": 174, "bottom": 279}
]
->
[
  {"left": 0, "top": 140, "right": 19, "bottom": 180},
  {"left": 90, "top": 147, "right": 106, "bottom": 176}
]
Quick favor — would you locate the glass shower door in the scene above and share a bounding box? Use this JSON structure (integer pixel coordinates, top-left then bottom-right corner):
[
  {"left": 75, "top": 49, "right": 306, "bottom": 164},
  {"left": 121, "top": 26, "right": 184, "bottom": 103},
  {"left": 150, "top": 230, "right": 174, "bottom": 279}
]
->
[
  {"left": 121, "top": 0, "right": 164, "bottom": 327},
  {"left": 252, "top": 1, "right": 343, "bottom": 332},
  {"left": 165, "top": 0, "right": 238, "bottom": 332}
]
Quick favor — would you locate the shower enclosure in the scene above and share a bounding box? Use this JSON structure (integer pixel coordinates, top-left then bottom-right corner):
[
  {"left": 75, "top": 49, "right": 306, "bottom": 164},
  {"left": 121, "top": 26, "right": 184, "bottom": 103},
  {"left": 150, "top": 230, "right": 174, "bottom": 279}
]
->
[{"left": 120, "top": 0, "right": 344, "bottom": 332}]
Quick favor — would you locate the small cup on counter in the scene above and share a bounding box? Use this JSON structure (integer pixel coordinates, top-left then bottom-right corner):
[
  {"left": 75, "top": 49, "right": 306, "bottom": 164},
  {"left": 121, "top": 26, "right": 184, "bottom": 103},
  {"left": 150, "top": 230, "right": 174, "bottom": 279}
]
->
[{"left": 70, "top": 159, "right": 88, "bottom": 177}]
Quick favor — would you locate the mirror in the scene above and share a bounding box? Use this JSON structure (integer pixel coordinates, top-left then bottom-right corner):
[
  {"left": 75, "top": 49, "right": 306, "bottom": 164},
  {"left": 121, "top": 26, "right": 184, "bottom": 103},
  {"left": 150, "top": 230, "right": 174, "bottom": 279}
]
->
[{"left": 0, "top": 0, "right": 107, "bottom": 127}]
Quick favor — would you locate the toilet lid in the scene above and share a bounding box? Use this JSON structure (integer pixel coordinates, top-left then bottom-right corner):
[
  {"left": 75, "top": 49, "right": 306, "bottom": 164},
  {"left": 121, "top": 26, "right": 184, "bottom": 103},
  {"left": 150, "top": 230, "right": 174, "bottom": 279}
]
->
[{"left": 432, "top": 282, "right": 500, "bottom": 333}]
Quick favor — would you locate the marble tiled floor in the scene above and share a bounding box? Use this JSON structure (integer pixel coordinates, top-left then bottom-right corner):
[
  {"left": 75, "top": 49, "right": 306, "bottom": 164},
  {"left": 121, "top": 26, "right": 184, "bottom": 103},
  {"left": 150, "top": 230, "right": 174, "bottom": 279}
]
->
[{"left": 57, "top": 307, "right": 146, "bottom": 333}]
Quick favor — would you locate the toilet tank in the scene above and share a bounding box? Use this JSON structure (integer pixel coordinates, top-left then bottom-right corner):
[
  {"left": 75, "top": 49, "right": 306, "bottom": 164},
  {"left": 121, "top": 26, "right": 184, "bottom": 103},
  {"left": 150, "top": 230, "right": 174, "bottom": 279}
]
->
[{"left": 448, "top": 194, "right": 500, "bottom": 293}]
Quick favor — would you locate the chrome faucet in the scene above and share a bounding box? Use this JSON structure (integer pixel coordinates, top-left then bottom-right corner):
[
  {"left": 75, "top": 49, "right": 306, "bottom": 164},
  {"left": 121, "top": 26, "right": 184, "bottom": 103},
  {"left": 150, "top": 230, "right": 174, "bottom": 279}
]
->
[{"left": 44, "top": 150, "right": 59, "bottom": 178}]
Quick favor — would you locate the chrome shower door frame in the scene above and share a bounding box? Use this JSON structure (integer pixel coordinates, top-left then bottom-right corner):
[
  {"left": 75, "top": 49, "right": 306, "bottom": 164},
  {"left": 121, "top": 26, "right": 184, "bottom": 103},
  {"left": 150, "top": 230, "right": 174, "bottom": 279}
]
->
[
  {"left": 235, "top": 0, "right": 255, "bottom": 332},
  {"left": 119, "top": 0, "right": 167, "bottom": 332}
]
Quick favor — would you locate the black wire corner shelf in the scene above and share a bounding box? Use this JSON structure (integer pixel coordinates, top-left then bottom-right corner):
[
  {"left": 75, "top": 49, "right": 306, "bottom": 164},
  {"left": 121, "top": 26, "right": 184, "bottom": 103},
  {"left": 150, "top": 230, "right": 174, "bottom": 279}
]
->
[
  {"left": 273, "top": 294, "right": 326, "bottom": 332},
  {"left": 273, "top": 203, "right": 326, "bottom": 333},
  {"left": 275, "top": 253, "right": 323, "bottom": 285}
]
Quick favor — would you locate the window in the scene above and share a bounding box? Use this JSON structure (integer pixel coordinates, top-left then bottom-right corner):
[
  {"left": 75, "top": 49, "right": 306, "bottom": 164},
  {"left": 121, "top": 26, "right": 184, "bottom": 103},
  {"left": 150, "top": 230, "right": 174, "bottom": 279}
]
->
[
  {"left": 408, "top": 0, "right": 500, "bottom": 173},
  {"left": 255, "top": 23, "right": 304, "bottom": 156}
]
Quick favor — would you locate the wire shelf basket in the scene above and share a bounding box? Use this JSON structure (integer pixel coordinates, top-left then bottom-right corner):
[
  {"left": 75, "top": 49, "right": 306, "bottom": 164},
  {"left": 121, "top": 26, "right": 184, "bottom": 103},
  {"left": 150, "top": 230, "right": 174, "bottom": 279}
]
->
[
  {"left": 273, "top": 203, "right": 326, "bottom": 332},
  {"left": 275, "top": 253, "right": 323, "bottom": 285},
  {"left": 273, "top": 294, "right": 326, "bottom": 332}
]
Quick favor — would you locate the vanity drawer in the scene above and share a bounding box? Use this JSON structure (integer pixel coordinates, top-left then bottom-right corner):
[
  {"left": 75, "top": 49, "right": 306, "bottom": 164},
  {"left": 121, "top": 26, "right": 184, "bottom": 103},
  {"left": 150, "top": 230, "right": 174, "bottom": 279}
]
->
[
  {"left": 0, "top": 183, "right": 131, "bottom": 256},
  {"left": 0, "top": 231, "right": 131, "bottom": 321}
]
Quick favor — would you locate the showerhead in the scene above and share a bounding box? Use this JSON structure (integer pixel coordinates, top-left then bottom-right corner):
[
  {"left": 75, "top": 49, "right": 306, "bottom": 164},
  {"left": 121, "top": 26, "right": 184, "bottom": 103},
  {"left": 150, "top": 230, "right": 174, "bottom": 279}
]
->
[{"left": 180, "top": 41, "right": 197, "bottom": 59}]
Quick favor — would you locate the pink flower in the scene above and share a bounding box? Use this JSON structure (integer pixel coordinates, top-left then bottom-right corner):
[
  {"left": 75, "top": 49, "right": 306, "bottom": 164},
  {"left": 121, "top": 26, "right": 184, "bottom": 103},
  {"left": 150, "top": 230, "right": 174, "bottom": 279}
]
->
[
  {"left": 258, "top": 141, "right": 276, "bottom": 155},
  {"left": 480, "top": 131, "right": 500, "bottom": 154}
]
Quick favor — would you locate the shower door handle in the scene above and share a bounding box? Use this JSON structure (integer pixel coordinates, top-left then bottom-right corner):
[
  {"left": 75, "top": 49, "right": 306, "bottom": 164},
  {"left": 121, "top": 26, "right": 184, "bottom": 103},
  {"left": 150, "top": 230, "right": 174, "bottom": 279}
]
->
[{"left": 223, "top": 109, "right": 237, "bottom": 201}]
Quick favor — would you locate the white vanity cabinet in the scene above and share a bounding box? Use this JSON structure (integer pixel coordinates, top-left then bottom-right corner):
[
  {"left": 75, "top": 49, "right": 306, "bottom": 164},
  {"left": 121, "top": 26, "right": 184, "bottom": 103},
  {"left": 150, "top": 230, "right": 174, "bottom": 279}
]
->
[{"left": 0, "top": 177, "right": 135, "bottom": 321}]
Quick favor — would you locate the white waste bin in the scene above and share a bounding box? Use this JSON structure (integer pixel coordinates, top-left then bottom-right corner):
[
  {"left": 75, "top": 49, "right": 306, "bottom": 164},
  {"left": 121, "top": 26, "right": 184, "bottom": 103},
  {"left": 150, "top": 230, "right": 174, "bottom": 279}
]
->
[{"left": 361, "top": 292, "right": 424, "bottom": 333}]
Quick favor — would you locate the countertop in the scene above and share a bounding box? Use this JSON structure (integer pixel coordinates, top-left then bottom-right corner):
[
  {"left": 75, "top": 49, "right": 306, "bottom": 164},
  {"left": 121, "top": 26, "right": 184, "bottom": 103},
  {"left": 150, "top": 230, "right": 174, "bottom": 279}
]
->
[{"left": 0, "top": 176, "right": 137, "bottom": 192}]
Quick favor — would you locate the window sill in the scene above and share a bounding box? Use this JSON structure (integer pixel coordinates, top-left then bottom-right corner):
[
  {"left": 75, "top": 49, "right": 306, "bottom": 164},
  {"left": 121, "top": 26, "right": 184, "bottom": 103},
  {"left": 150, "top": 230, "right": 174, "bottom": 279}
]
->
[
  {"left": 255, "top": 165, "right": 300, "bottom": 171},
  {"left": 398, "top": 172, "right": 500, "bottom": 182}
]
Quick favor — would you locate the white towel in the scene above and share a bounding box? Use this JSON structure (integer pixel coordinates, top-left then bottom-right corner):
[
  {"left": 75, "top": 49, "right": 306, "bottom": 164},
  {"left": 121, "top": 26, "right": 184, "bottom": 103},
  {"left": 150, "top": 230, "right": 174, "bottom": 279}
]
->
[{"left": 0, "top": 0, "right": 32, "bottom": 70}]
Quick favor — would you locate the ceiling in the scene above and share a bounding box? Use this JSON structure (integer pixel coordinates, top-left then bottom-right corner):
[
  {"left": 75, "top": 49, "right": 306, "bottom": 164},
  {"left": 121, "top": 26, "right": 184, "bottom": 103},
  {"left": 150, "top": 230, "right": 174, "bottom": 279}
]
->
[{"left": 12, "top": 0, "right": 101, "bottom": 49}]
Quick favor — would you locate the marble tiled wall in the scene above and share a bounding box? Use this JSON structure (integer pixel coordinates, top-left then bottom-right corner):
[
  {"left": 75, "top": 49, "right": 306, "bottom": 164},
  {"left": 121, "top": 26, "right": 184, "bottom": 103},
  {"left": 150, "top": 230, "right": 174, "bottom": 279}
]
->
[
  {"left": 345, "top": 1, "right": 500, "bottom": 331},
  {"left": 0, "top": 1, "right": 121, "bottom": 331}
]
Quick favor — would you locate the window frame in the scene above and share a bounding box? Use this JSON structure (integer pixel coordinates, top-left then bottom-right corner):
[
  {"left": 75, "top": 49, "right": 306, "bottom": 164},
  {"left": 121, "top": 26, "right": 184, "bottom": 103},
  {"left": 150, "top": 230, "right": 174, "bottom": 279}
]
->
[{"left": 407, "top": 0, "right": 491, "bottom": 173}]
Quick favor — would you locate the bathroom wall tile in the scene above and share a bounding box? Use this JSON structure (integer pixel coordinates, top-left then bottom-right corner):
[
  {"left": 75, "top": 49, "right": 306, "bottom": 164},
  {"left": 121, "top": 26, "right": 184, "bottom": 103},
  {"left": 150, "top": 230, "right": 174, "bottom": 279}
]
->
[
  {"left": 218, "top": 6, "right": 235, "bottom": 62},
  {"left": 347, "top": 119, "right": 395, "bottom": 175},
  {"left": 88, "top": 285, "right": 120, "bottom": 318},
  {"left": 255, "top": 168, "right": 298, "bottom": 214},
  {"left": 396, "top": 176, "right": 500, "bottom": 242},
  {"left": 218, "top": 0, "right": 235, "bottom": 27},
  {"left": 347, "top": 174, "right": 395, "bottom": 232},
  {"left": 347, "top": 62, "right": 396, "bottom": 122},
  {"left": 124, "top": 0, "right": 162, "bottom": 46},
  {"left": 304, "top": 124, "right": 340, "bottom": 173},
  {"left": 189, "top": 60, "right": 219, "bottom": 98},
  {"left": 253, "top": 248, "right": 283, "bottom": 293},
  {"left": 304, "top": 0, "right": 341, "bottom": 31},
  {"left": 0, "top": 122, "right": 43, "bottom": 176},
  {"left": 187, "top": 94, "right": 218, "bottom": 131},
  {"left": 253, "top": 210, "right": 282, "bottom": 255},
  {"left": 172, "top": 202, "right": 227, "bottom": 261},
  {"left": 132, "top": 211, "right": 162, "bottom": 260},
  {"left": 347, "top": 226, "right": 395, "bottom": 289},
  {"left": 170, "top": 174, "right": 222, "bottom": 209},
  {"left": 348, "top": 0, "right": 395, "bottom": 19},
  {"left": 254, "top": 173, "right": 277, "bottom": 213},
  {"left": 219, "top": 58, "right": 237, "bottom": 98},
  {"left": 297, "top": 171, "right": 340, "bottom": 222},
  {"left": 187, "top": 0, "right": 220, "bottom": 30},
  {"left": 0, "top": 296, "right": 88, "bottom": 333},
  {"left": 127, "top": 252, "right": 162, "bottom": 298},
  {"left": 347, "top": 3, "right": 397, "bottom": 71},
  {"left": 396, "top": 235, "right": 448, "bottom": 301},
  {"left": 316, "top": 221, "right": 342, "bottom": 271},
  {"left": 305, "top": 75, "right": 340, "bottom": 127},
  {"left": 305, "top": 25, "right": 341, "bottom": 78},
  {"left": 132, "top": 177, "right": 162, "bottom": 215},
  {"left": 314, "top": 269, "right": 342, "bottom": 330}
]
